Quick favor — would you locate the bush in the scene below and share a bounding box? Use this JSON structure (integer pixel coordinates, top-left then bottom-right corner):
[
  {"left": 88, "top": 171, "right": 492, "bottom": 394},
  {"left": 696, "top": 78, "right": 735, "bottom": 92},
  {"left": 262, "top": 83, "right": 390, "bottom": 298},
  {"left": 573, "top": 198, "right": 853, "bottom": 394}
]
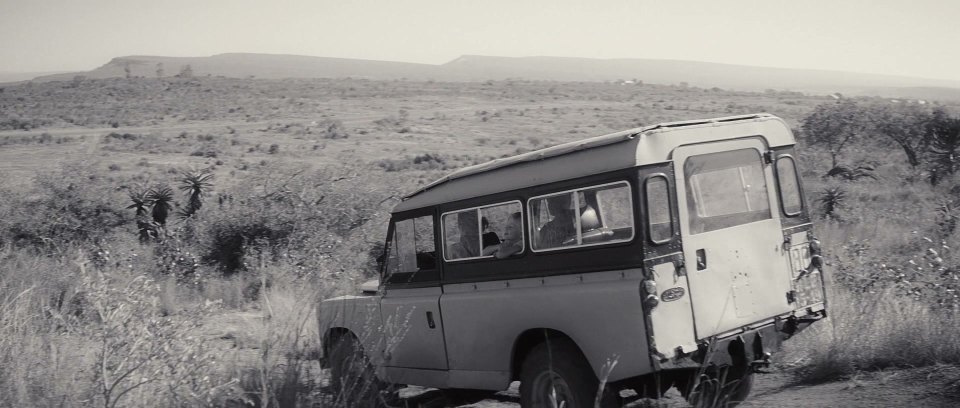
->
[
  {"left": 316, "top": 118, "right": 349, "bottom": 139},
  {"left": 377, "top": 153, "right": 447, "bottom": 172},
  {"left": 0, "top": 163, "right": 129, "bottom": 250}
]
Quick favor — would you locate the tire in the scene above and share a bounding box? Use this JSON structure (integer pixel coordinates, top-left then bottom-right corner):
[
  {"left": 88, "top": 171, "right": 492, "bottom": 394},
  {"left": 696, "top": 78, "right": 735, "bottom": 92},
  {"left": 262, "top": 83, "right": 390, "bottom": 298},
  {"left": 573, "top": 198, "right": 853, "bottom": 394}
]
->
[
  {"left": 519, "top": 339, "right": 619, "bottom": 408},
  {"left": 328, "top": 335, "right": 393, "bottom": 407}
]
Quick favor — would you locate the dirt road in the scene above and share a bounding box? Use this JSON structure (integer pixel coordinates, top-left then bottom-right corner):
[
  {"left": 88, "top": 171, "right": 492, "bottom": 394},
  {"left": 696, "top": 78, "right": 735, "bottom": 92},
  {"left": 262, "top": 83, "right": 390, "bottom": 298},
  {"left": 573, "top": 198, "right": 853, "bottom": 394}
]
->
[{"left": 390, "top": 365, "right": 960, "bottom": 407}]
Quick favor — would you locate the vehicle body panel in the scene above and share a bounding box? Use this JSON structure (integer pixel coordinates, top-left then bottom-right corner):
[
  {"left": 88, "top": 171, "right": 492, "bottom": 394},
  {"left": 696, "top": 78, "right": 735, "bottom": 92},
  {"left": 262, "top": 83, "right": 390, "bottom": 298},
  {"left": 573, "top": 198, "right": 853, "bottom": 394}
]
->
[
  {"left": 440, "top": 269, "right": 650, "bottom": 387},
  {"left": 646, "top": 257, "right": 697, "bottom": 359},
  {"left": 317, "top": 295, "right": 385, "bottom": 367},
  {"left": 380, "top": 286, "right": 448, "bottom": 370}
]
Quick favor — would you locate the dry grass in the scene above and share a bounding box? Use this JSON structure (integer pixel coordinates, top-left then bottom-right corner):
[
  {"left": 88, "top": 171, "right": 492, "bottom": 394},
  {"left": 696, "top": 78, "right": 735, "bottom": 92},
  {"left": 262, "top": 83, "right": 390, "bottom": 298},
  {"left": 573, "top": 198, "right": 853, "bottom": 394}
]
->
[{"left": 784, "top": 278, "right": 960, "bottom": 385}]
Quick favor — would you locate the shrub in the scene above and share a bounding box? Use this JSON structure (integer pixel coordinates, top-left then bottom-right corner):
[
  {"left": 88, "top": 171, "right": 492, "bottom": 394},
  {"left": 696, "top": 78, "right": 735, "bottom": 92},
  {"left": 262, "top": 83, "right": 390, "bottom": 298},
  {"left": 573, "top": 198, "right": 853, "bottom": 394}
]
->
[
  {"left": 378, "top": 153, "right": 447, "bottom": 172},
  {"left": 0, "top": 163, "right": 128, "bottom": 250},
  {"left": 316, "top": 118, "right": 349, "bottom": 139}
]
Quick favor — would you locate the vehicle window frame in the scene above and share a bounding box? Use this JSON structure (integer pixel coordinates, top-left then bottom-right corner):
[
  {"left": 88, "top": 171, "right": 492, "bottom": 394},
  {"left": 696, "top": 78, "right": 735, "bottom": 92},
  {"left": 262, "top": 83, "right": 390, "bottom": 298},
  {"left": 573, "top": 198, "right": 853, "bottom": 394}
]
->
[
  {"left": 440, "top": 200, "right": 525, "bottom": 263},
  {"left": 683, "top": 147, "right": 772, "bottom": 234},
  {"left": 381, "top": 210, "right": 440, "bottom": 287},
  {"left": 527, "top": 180, "right": 635, "bottom": 253},
  {"left": 774, "top": 154, "right": 804, "bottom": 217},
  {"left": 644, "top": 174, "right": 675, "bottom": 245}
]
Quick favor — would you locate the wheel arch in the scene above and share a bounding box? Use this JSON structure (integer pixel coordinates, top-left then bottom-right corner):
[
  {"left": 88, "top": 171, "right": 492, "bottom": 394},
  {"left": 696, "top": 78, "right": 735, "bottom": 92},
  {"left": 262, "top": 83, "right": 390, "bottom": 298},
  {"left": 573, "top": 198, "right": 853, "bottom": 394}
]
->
[
  {"left": 322, "top": 327, "right": 355, "bottom": 367},
  {"left": 510, "top": 328, "right": 584, "bottom": 381}
]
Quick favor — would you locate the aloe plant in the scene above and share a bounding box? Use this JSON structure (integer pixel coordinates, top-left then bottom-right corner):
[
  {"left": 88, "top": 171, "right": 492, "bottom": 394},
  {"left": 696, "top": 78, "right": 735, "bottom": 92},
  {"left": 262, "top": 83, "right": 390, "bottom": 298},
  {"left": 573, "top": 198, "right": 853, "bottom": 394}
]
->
[
  {"left": 178, "top": 170, "right": 214, "bottom": 219},
  {"left": 148, "top": 186, "right": 174, "bottom": 226},
  {"left": 126, "top": 188, "right": 152, "bottom": 242}
]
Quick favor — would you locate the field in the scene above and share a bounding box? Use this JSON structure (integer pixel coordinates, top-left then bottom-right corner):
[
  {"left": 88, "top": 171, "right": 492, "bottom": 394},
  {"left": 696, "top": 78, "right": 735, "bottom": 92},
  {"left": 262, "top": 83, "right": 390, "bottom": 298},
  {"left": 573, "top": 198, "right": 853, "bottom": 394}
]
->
[{"left": 2, "top": 76, "right": 960, "bottom": 407}]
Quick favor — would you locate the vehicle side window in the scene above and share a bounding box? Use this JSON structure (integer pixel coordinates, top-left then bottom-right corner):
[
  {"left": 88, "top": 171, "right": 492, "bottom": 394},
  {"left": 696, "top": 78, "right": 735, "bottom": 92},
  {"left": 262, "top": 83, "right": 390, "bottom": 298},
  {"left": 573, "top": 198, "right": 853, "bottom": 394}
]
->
[
  {"left": 645, "top": 175, "right": 674, "bottom": 243},
  {"left": 683, "top": 148, "right": 771, "bottom": 234},
  {"left": 443, "top": 201, "right": 523, "bottom": 261},
  {"left": 775, "top": 156, "right": 803, "bottom": 216},
  {"left": 529, "top": 182, "right": 634, "bottom": 251},
  {"left": 387, "top": 215, "right": 436, "bottom": 276}
]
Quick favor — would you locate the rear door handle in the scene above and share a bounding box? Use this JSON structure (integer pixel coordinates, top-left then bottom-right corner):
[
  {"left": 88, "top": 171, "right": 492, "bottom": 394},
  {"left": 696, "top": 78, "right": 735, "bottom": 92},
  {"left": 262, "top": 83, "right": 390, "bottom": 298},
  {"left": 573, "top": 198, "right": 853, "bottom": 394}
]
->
[
  {"left": 696, "top": 249, "right": 707, "bottom": 270},
  {"left": 426, "top": 311, "right": 436, "bottom": 329}
]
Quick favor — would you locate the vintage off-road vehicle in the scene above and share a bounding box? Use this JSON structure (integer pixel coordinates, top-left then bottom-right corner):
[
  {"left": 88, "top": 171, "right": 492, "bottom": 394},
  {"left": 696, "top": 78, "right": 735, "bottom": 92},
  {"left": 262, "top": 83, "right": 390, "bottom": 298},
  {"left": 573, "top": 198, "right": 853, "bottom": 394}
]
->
[{"left": 318, "top": 113, "right": 827, "bottom": 407}]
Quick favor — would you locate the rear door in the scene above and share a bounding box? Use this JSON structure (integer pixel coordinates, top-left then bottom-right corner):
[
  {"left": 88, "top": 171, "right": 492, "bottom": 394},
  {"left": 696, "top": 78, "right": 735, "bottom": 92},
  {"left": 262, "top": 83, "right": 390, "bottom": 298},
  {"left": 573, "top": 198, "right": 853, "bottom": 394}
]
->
[{"left": 673, "top": 138, "right": 794, "bottom": 339}]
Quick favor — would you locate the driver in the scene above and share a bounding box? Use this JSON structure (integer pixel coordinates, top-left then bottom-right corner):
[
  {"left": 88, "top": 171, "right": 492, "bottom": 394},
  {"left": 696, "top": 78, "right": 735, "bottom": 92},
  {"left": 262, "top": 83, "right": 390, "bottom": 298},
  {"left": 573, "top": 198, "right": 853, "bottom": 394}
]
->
[{"left": 539, "top": 194, "right": 577, "bottom": 248}]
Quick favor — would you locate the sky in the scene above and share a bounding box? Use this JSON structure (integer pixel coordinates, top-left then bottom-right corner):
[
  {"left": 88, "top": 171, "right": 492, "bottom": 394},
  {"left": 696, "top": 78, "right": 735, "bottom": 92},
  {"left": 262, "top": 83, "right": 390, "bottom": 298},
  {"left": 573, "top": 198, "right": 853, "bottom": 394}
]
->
[{"left": 1, "top": 0, "right": 959, "bottom": 81}]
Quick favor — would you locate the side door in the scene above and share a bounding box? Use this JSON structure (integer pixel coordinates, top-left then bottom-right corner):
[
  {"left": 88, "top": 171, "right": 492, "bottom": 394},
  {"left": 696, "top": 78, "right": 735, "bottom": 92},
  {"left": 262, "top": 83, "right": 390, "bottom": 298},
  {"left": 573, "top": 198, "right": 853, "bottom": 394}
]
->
[
  {"left": 380, "top": 213, "right": 449, "bottom": 370},
  {"left": 673, "top": 138, "right": 794, "bottom": 339}
]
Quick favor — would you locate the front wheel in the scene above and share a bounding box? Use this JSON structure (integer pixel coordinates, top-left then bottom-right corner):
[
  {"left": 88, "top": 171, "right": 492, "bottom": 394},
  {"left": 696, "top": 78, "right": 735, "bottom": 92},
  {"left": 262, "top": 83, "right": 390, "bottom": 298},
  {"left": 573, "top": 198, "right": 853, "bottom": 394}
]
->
[
  {"left": 328, "top": 335, "right": 393, "bottom": 407},
  {"left": 519, "top": 339, "right": 618, "bottom": 408}
]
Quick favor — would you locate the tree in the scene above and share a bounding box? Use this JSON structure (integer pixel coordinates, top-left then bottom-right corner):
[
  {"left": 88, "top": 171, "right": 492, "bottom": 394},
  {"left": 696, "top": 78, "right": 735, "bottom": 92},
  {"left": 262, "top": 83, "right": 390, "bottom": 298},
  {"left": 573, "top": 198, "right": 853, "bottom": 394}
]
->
[
  {"left": 926, "top": 107, "right": 960, "bottom": 185},
  {"left": 801, "top": 100, "right": 868, "bottom": 170},
  {"left": 871, "top": 102, "right": 932, "bottom": 168}
]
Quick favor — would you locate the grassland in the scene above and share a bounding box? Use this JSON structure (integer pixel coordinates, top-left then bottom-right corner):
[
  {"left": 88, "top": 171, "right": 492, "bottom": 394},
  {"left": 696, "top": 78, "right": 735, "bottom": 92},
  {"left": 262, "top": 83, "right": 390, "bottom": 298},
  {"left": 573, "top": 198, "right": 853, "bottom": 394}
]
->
[{"left": 1, "top": 77, "right": 959, "bottom": 407}]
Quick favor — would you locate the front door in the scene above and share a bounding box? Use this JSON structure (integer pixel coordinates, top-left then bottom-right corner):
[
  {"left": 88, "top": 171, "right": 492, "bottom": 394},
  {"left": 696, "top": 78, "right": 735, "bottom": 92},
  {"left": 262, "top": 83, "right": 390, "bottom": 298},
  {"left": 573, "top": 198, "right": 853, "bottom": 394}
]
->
[
  {"left": 380, "top": 215, "right": 448, "bottom": 370},
  {"left": 673, "top": 138, "right": 794, "bottom": 339}
]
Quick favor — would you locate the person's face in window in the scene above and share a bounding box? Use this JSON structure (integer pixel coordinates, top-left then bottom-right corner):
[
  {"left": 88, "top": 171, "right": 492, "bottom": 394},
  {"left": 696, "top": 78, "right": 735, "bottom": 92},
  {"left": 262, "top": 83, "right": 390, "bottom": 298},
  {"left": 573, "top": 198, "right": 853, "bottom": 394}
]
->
[{"left": 503, "top": 215, "right": 521, "bottom": 242}]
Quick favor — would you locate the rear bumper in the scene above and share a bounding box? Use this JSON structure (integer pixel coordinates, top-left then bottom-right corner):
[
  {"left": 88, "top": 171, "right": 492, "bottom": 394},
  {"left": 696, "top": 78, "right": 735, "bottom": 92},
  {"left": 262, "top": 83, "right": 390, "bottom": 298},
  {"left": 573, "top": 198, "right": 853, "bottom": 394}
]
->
[{"left": 655, "top": 303, "right": 826, "bottom": 371}]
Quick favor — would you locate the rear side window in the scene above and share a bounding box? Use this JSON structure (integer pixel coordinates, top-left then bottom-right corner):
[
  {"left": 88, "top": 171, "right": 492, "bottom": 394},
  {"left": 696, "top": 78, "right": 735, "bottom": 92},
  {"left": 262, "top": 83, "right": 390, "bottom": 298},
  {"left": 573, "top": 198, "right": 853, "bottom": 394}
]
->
[
  {"left": 386, "top": 215, "right": 436, "bottom": 276},
  {"left": 529, "top": 182, "right": 634, "bottom": 251},
  {"left": 683, "top": 149, "right": 771, "bottom": 234},
  {"left": 775, "top": 156, "right": 803, "bottom": 216},
  {"left": 443, "top": 201, "right": 524, "bottom": 261},
  {"left": 645, "top": 175, "right": 674, "bottom": 243}
]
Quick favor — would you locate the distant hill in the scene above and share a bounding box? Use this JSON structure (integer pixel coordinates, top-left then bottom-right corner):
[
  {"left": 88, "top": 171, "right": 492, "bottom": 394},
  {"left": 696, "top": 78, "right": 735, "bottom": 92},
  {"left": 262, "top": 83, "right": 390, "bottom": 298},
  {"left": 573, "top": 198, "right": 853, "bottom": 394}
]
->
[
  {"left": 0, "top": 70, "right": 72, "bottom": 84},
  {"left": 31, "top": 54, "right": 440, "bottom": 82},
  {"left": 23, "top": 53, "right": 960, "bottom": 101}
]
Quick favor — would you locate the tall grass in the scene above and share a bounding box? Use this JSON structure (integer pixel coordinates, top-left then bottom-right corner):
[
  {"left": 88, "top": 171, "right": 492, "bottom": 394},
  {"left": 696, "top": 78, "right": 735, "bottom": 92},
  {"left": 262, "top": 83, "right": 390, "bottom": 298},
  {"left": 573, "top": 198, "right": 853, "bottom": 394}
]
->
[{"left": 784, "top": 272, "right": 960, "bottom": 385}]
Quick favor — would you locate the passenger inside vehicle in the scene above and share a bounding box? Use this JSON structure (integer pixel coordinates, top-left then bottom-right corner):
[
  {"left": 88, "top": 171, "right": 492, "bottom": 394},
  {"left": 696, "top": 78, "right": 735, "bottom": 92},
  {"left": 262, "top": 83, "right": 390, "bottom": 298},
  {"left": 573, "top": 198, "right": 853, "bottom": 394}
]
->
[
  {"left": 449, "top": 211, "right": 480, "bottom": 259},
  {"left": 492, "top": 212, "right": 523, "bottom": 258},
  {"left": 481, "top": 217, "right": 501, "bottom": 252},
  {"left": 539, "top": 194, "right": 577, "bottom": 248}
]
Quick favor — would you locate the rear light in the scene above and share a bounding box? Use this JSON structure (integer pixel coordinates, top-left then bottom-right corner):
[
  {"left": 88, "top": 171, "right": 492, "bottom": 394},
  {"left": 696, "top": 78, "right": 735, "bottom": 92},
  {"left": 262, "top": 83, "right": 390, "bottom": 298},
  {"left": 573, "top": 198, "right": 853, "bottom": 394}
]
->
[
  {"left": 643, "top": 280, "right": 657, "bottom": 295},
  {"left": 642, "top": 280, "right": 659, "bottom": 309}
]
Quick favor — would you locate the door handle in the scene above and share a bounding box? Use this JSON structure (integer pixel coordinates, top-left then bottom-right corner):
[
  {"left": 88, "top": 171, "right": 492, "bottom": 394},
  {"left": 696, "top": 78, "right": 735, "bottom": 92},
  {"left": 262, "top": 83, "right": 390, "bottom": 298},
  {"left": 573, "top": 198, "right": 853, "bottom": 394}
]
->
[
  {"left": 696, "top": 249, "right": 707, "bottom": 270},
  {"left": 426, "top": 311, "right": 436, "bottom": 329}
]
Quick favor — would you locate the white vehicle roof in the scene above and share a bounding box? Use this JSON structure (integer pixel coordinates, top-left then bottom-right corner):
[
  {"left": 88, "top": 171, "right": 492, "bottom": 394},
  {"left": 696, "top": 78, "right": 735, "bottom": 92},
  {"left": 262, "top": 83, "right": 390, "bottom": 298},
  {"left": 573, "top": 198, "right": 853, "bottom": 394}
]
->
[{"left": 393, "top": 113, "right": 794, "bottom": 213}]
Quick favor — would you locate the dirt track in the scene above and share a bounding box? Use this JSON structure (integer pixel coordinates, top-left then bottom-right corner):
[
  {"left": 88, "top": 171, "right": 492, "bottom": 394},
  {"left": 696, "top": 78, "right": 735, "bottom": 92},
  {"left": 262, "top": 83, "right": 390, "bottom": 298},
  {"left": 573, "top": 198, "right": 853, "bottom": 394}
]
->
[{"left": 388, "top": 365, "right": 960, "bottom": 407}]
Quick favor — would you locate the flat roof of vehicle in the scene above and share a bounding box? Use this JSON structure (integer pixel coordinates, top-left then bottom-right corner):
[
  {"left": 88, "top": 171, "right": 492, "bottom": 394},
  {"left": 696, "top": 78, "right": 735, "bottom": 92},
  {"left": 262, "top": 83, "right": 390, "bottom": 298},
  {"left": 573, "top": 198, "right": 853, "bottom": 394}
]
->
[{"left": 393, "top": 113, "right": 794, "bottom": 213}]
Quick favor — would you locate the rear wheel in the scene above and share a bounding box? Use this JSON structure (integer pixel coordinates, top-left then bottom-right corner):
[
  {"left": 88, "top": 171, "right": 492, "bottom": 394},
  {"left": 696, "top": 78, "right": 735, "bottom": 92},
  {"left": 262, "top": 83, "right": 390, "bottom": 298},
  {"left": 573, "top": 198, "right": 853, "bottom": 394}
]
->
[
  {"left": 519, "top": 339, "right": 618, "bottom": 408},
  {"left": 679, "top": 366, "right": 754, "bottom": 408},
  {"left": 328, "top": 335, "right": 393, "bottom": 407}
]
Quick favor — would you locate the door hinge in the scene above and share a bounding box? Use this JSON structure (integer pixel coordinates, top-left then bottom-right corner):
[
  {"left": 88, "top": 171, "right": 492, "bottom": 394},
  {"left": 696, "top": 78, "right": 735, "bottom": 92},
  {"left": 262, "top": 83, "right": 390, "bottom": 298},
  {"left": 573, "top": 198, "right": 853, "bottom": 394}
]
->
[
  {"left": 764, "top": 150, "right": 775, "bottom": 164},
  {"left": 786, "top": 290, "right": 797, "bottom": 304}
]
